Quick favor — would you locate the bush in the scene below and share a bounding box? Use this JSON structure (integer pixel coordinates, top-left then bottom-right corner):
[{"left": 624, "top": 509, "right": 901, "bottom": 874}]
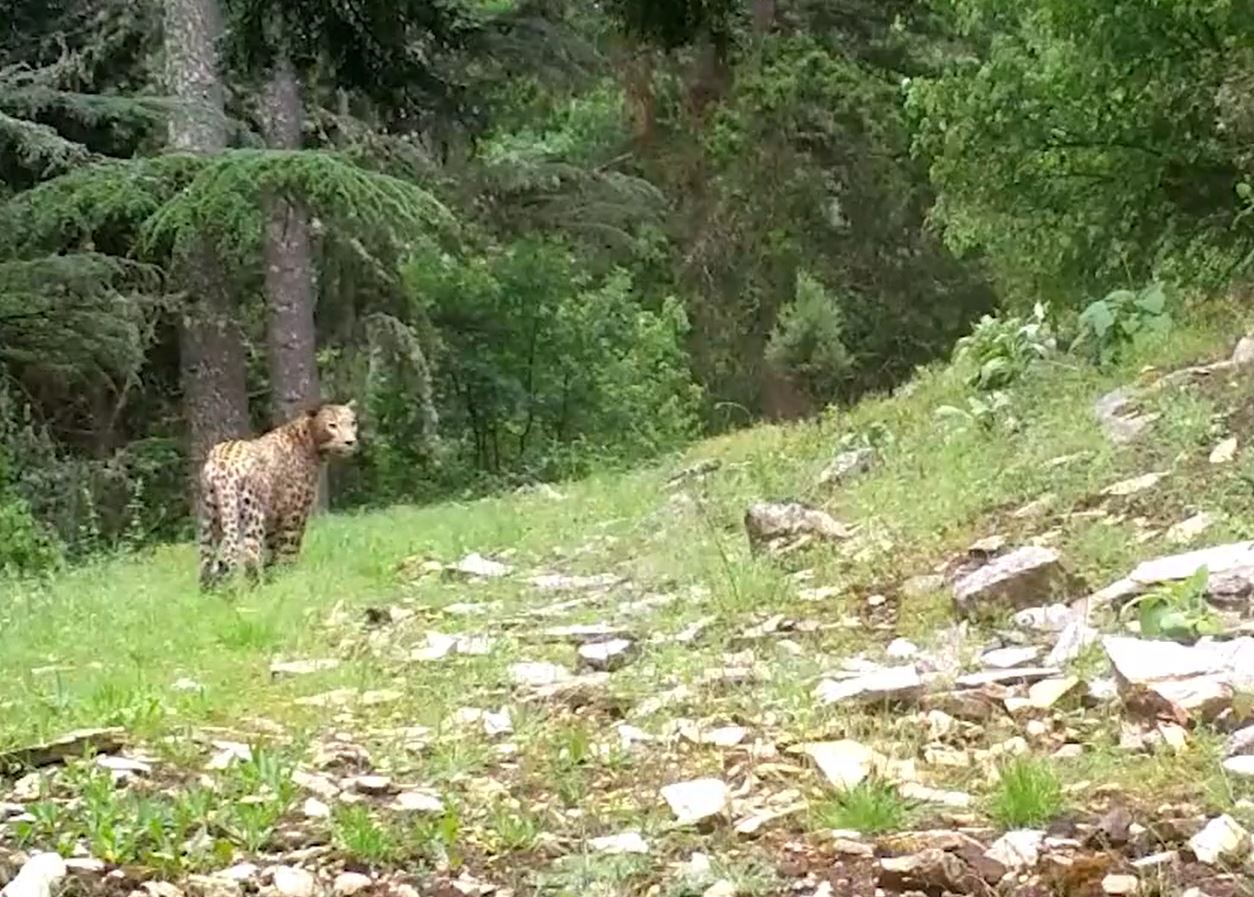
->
[
  {"left": 765, "top": 271, "right": 854, "bottom": 405},
  {"left": 391, "top": 237, "right": 702, "bottom": 489},
  {"left": 1072, "top": 283, "right": 1172, "bottom": 366},
  {"left": 952, "top": 303, "right": 1054, "bottom": 391}
]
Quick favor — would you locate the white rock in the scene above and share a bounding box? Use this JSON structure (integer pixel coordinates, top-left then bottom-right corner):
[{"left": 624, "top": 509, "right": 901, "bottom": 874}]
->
[
  {"left": 955, "top": 666, "right": 1062, "bottom": 688},
  {"left": 1233, "top": 336, "right": 1254, "bottom": 366},
  {"left": 577, "top": 639, "right": 635, "bottom": 671},
  {"left": 1130, "top": 541, "right": 1254, "bottom": 585},
  {"left": 804, "top": 740, "right": 880, "bottom": 790},
  {"left": 680, "top": 724, "right": 747, "bottom": 748},
  {"left": 529, "top": 572, "right": 622, "bottom": 592},
  {"left": 349, "top": 774, "right": 393, "bottom": 795},
  {"left": 271, "top": 867, "right": 315, "bottom": 897},
  {"left": 1210, "top": 436, "right": 1239, "bottom": 464},
  {"left": 269, "top": 658, "right": 341, "bottom": 677},
  {"left": 302, "top": 797, "right": 331, "bottom": 819},
  {"left": 508, "top": 661, "right": 572, "bottom": 687},
  {"left": 1102, "top": 874, "right": 1139, "bottom": 895},
  {"left": 95, "top": 754, "right": 152, "bottom": 775},
  {"left": 1166, "top": 512, "right": 1217, "bottom": 545},
  {"left": 1014, "top": 604, "right": 1078, "bottom": 632},
  {"left": 886, "top": 638, "right": 919, "bottom": 659},
  {"left": 1, "top": 853, "right": 66, "bottom": 897},
  {"left": 1046, "top": 619, "right": 1100, "bottom": 666},
  {"left": 452, "top": 552, "right": 511, "bottom": 578},
  {"left": 393, "top": 789, "right": 444, "bottom": 813},
  {"left": 482, "top": 707, "right": 513, "bottom": 737},
  {"left": 408, "top": 632, "right": 458, "bottom": 661},
  {"left": 981, "top": 646, "right": 1041, "bottom": 669},
  {"left": 897, "top": 782, "right": 972, "bottom": 808},
  {"left": 214, "top": 864, "right": 259, "bottom": 883},
  {"left": 660, "top": 778, "right": 730, "bottom": 825},
  {"left": 813, "top": 665, "right": 923, "bottom": 705},
  {"left": 1102, "top": 472, "right": 1166, "bottom": 497},
  {"left": 1027, "top": 676, "right": 1080, "bottom": 709},
  {"left": 985, "top": 830, "right": 1045, "bottom": 871},
  {"left": 952, "top": 546, "right": 1068, "bottom": 617},
  {"left": 1188, "top": 814, "right": 1251, "bottom": 865},
  {"left": 1222, "top": 755, "right": 1254, "bottom": 778},
  {"left": 332, "top": 873, "right": 372, "bottom": 897},
  {"left": 588, "top": 831, "right": 650, "bottom": 855},
  {"left": 702, "top": 882, "right": 736, "bottom": 897}
]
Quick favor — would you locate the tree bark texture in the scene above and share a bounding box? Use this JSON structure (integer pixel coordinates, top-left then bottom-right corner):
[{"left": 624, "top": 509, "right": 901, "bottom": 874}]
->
[
  {"left": 261, "top": 52, "right": 326, "bottom": 507},
  {"left": 164, "top": 0, "right": 250, "bottom": 488}
]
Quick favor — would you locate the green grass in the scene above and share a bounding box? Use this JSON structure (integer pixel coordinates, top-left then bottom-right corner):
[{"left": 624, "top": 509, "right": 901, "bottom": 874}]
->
[
  {"left": 4, "top": 310, "right": 1254, "bottom": 889},
  {"left": 987, "top": 756, "right": 1065, "bottom": 828},
  {"left": 809, "top": 779, "right": 913, "bottom": 834}
]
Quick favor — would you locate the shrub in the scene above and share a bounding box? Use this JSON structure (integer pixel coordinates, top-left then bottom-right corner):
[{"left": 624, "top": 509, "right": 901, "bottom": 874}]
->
[
  {"left": 1073, "top": 283, "right": 1172, "bottom": 366},
  {"left": 765, "top": 270, "right": 854, "bottom": 405},
  {"left": 952, "top": 303, "right": 1054, "bottom": 390}
]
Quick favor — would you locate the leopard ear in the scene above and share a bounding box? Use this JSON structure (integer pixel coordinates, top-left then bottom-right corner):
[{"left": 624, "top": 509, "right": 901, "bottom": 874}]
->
[
  {"left": 306, "top": 406, "right": 319, "bottom": 418},
  {"left": 345, "top": 398, "right": 357, "bottom": 410}
]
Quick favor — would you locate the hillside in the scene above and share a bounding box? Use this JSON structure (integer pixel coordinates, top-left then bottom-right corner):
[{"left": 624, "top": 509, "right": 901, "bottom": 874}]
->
[{"left": 2, "top": 308, "right": 1254, "bottom": 897}]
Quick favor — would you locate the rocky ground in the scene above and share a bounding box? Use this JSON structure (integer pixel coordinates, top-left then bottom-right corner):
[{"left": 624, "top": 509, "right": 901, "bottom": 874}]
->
[{"left": 2, "top": 330, "right": 1254, "bottom": 897}]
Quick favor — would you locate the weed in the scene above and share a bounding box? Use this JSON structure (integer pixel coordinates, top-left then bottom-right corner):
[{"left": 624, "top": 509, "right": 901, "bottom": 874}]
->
[
  {"left": 809, "top": 779, "right": 912, "bottom": 834},
  {"left": 988, "top": 756, "right": 1065, "bottom": 827},
  {"left": 1121, "top": 566, "right": 1222, "bottom": 642},
  {"left": 486, "top": 803, "right": 541, "bottom": 851},
  {"left": 1074, "top": 283, "right": 1172, "bottom": 366},
  {"left": 953, "top": 303, "right": 1055, "bottom": 390},
  {"left": 332, "top": 805, "right": 401, "bottom": 863}
]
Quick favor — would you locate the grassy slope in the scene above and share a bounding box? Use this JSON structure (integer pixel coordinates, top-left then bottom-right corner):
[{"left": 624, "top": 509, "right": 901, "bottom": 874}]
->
[{"left": 3, "top": 305, "right": 1254, "bottom": 893}]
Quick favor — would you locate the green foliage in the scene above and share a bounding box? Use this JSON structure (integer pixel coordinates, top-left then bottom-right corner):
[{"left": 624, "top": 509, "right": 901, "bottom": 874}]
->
[
  {"left": 934, "top": 390, "right": 1016, "bottom": 434},
  {"left": 906, "top": 0, "right": 1254, "bottom": 301},
  {"left": 988, "top": 756, "right": 1064, "bottom": 828},
  {"left": 810, "top": 779, "right": 912, "bottom": 834},
  {"left": 1121, "top": 566, "right": 1222, "bottom": 643},
  {"left": 952, "top": 304, "right": 1054, "bottom": 390},
  {"left": 1073, "top": 283, "right": 1173, "bottom": 366},
  {"left": 403, "top": 237, "right": 701, "bottom": 486},
  {"left": 765, "top": 270, "right": 853, "bottom": 405}
]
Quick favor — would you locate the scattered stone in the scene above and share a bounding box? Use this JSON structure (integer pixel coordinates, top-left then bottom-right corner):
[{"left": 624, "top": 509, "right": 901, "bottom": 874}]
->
[
  {"left": 1225, "top": 725, "right": 1254, "bottom": 757},
  {"left": 1014, "top": 494, "right": 1056, "bottom": 519},
  {"left": 702, "top": 882, "right": 735, "bottom": 897},
  {"left": 886, "top": 638, "right": 919, "bottom": 659},
  {"left": 898, "top": 782, "right": 972, "bottom": 808},
  {"left": 588, "top": 831, "right": 650, "bottom": 855},
  {"left": 1046, "top": 619, "right": 1100, "bottom": 666},
  {"left": 981, "top": 646, "right": 1042, "bottom": 669},
  {"left": 803, "top": 741, "right": 883, "bottom": 790},
  {"left": 1027, "top": 676, "right": 1081, "bottom": 709},
  {"left": 813, "top": 665, "right": 924, "bottom": 705},
  {"left": 271, "top": 867, "right": 315, "bottom": 897},
  {"left": 744, "top": 501, "right": 853, "bottom": 556},
  {"left": 878, "top": 850, "right": 974, "bottom": 893},
  {"left": 955, "top": 666, "right": 1062, "bottom": 688},
  {"left": 269, "top": 659, "right": 341, "bottom": 678},
  {"left": 660, "top": 778, "right": 730, "bottom": 825},
  {"left": 1187, "top": 814, "right": 1250, "bottom": 865},
  {"left": 537, "top": 623, "right": 631, "bottom": 644},
  {"left": 1210, "top": 437, "right": 1238, "bottom": 464},
  {"left": 0, "top": 727, "right": 125, "bottom": 771},
  {"left": 953, "top": 546, "right": 1071, "bottom": 619},
  {"left": 1102, "top": 472, "right": 1166, "bottom": 497},
  {"left": 818, "top": 448, "right": 876, "bottom": 487},
  {"left": 332, "top": 873, "right": 372, "bottom": 897},
  {"left": 302, "top": 797, "right": 331, "bottom": 819},
  {"left": 450, "top": 552, "right": 512, "bottom": 578},
  {"left": 1015, "top": 604, "right": 1079, "bottom": 632},
  {"left": 1102, "top": 874, "right": 1139, "bottom": 895},
  {"left": 679, "top": 724, "right": 748, "bottom": 748},
  {"left": 1, "top": 853, "right": 66, "bottom": 897},
  {"left": 1221, "top": 756, "right": 1254, "bottom": 778},
  {"left": 1103, "top": 635, "right": 1254, "bottom": 722},
  {"left": 1166, "top": 512, "right": 1217, "bottom": 545},
  {"left": 577, "top": 639, "right": 635, "bottom": 672},
  {"left": 985, "top": 829, "right": 1045, "bottom": 872},
  {"left": 393, "top": 790, "right": 443, "bottom": 813},
  {"left": 1095, "top": 388, "right": 1159, "bottom": 444},
  {"left": 668, "top": 458, "right": 721, "bottom": 486},
  {"left": 529, "top": 572, "right": 623, "bottom": 592},
  {"left": 186, "top": 876, "right": 243, "bottom": 897},
  {"left": 507, "top": 661, "right": 572, "bottom": 687}
]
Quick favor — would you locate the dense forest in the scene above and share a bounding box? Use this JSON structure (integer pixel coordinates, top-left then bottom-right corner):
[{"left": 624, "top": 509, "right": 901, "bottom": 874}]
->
[{"left": 1, "top": 0, "right": 1250, "bottom": 572}]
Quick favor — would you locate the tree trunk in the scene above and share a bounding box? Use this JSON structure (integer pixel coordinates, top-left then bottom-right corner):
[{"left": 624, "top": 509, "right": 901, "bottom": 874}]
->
[
  {"left": 752, "top": 0, "right": 775, "bottom": 34},
  {"left": 164, "top": 0, "right": 250, "bottom": 491},
  {"left": 261, "top": 52, "right": 325, "bottom": 507}
]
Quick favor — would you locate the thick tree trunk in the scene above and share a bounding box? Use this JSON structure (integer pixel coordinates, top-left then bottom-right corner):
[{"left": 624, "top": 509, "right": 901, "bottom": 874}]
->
[
  {"left": 752, "top": 0, "right": 775, "bottom": 33},
  {"left": 164, "top": 0, "right": 250, "bottom": 489},
  {"left": 261, "top": 52, "right": 325, "bottom": 507}
]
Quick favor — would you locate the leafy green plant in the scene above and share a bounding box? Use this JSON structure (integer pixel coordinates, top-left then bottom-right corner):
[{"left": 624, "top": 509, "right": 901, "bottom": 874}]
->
[
  {"left": 810, "top": 779, "right": 911, "bottom": 834},
  {"left": 1073, "top": 283, "right": 1172, "bottom": 365},
  {"left": 988, "top": 756, "right": 1064, "bottom": 827},
  {"left": 765, "top": 270, "right": 854, "bottom": 404},
  {"left": 934, "top": 390, "right": 1017, "bottom": 433},
  {"left": 332, "top": 805, "right": 401, "bottom": 863},
  {"left": 1121, "top": 566, "right": 1221, "bottom": 642},
  {"left": 952, "top": 303, "right": 1054, "bottom": 390}
]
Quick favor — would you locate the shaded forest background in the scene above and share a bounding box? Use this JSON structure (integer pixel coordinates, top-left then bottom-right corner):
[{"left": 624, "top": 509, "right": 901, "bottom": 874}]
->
[{"left": 1, "top": 0, "right": 1251, "bottom": 571}]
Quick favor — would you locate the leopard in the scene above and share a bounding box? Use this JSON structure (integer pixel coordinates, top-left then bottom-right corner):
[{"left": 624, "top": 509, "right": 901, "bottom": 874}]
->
[{"left": 197, "top": 400, "right": 359, "bottom": 590}]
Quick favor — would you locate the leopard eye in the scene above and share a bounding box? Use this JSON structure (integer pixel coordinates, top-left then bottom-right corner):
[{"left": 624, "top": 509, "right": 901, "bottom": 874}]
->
[{"left": 328, "top": 422, "right": 338, "bottom": 430}]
